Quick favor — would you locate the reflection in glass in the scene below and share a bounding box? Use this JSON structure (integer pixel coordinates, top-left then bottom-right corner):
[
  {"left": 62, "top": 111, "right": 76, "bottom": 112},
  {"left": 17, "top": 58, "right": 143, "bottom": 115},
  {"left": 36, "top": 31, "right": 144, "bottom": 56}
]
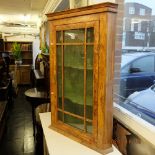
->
[
  {"left": 64, "top": 29, "right": 85, "bottom": 43},
  {"left": 86, "top": 45, "right": 93, "bottom": 120},
  {"left": 119, "top": 1, "right": 155, "bottom": 126},
  {"left": 87, "top": 28, "right": 94, "bottom": 43},
  {"left": 57, "top": 45, "right": 62, "bottom": 109},
  {"left": 86, "top": 121, "right": 93, "bottom": 133},
  {"left": 64, "top": 114, "right": 84, "bottom": 130},
  {"left": 64, "top": 45, "right": 84, "bottom": 116},
  {"left": 56, "top": 31, "right": 62, "bottom": 43}
]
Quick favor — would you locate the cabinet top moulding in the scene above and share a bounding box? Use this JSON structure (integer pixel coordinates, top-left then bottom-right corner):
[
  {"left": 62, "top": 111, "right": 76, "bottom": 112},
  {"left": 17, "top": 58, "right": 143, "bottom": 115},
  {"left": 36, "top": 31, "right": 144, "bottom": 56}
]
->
[{"left": 46, "top": 2, "right": 117, "bottom": 20}]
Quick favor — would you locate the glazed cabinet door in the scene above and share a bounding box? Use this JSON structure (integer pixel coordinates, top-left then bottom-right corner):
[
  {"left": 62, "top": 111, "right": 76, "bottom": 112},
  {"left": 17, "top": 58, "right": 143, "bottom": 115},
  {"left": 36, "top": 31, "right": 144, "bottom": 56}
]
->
[{"left": 51, "top": 21, "right": 99, "bottom": 141}]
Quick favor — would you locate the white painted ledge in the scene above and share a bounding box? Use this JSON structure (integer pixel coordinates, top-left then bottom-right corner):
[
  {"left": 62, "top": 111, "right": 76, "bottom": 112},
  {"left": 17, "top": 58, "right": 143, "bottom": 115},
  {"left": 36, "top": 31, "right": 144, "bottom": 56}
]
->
[
  {"left": 40, "top": 112, "right": 121, "bottom": 155},
  {"left": 114, "top": 103, "right": 155, "bottom": 147}
]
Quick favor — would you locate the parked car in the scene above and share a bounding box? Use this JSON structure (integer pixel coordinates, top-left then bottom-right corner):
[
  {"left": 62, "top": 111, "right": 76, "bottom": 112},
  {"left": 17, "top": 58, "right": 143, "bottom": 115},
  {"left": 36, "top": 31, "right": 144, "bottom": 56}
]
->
[
  {"left": 124, "top": 84, "right": 155, "bottom": 124},
  {"left": 120, "top": 52, "right": 155, "bottom": 98}
]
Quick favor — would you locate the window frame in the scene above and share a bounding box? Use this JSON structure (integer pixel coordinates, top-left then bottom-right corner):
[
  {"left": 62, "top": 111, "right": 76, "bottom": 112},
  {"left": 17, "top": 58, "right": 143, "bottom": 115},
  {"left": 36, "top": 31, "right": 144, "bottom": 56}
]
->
[
  {"left": 129, "top": 7, "right": 135, "bottom": 14},
  {"left": 113, "top": 103, "right": 155, "bottom": 147},
  {"left": 139, "top": 8, "right": 145, "bottom": 16}
]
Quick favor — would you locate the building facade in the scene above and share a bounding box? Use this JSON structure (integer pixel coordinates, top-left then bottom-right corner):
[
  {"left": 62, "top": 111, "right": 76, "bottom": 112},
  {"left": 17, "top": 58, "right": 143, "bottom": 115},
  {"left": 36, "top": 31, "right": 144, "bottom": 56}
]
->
[{"left": 122, "top": 2, "right": 155, "bottom": 52}]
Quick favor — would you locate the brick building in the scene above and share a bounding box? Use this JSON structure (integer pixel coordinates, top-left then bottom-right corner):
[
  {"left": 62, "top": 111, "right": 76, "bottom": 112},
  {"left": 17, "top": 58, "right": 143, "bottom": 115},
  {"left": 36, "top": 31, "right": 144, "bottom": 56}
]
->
[{"left": 122, "top": 2, "right": 155, "bottom": 52}]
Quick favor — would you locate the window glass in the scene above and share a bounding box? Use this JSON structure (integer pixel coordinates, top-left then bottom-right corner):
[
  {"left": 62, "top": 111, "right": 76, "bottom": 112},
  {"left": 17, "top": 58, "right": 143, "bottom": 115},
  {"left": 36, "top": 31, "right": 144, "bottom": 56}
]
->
[
  {"left": 119, "top": 0, "right": 155, "bottom": 125},
  {"left": 64, "top": 29, "right": 85, "bottom": 43},
  {"left": 64, "top": 45, "right": 84, "bottom": 116},
  {"left": 131, "top": 56, "right": 154, "bottom": 72},
  {"left": 129, "top": 7, "right": 135, "bottom": 14},
  {"left": 140, "top": 8, "right": 145, "bottom": 16},
  {"left": 121, "top": 65, "right": 130, "bottom": 74}
]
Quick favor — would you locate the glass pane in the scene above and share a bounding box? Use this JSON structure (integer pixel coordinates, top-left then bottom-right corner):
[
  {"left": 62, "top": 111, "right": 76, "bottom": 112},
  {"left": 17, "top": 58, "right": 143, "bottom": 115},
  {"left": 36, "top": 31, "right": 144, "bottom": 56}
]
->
[
  {"left": 64, "top": 45, "right": 84, "bottom": 69},
  {"left": 64, "top": 29, "right": 85, "bottom": 43},
  {"left": 132, "top": 56, "right": 154, "bottom": 72},
  {"left": 87, "top": 28, "right": 94, "bottom": 43},
  {"left": 58, "top": 111, "right": 63, "bottom": 121},
  {"left": 64, "top": 45, "right": 84, "bottom": 116},
  {"left": 118, "top": 0, "right": 155, "bottom": 126},
  {"left": 86, "top": 121, "right": 93, "bottom": 133},
  {"left": 56, "top": 31, "right": 62, "bottom": 43},
  {"left": 86, "top": 45, "right": 93, "bottom": 120},
  {"left": 57, "top": 45, "right": 62, "bottom": 109},
  {"left": 64, "top": 114, "right": 84, "bottom": 130}
]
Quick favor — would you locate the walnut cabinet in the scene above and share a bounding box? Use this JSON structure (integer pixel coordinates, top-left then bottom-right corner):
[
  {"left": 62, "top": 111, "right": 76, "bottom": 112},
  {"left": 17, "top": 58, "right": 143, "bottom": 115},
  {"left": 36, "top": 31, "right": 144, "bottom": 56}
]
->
[
  {"left": 10, "top": 65, "right": 31, "bottom": 85},
  {"left": 47, "top": 2, "right": 117, "bottom": 154}
]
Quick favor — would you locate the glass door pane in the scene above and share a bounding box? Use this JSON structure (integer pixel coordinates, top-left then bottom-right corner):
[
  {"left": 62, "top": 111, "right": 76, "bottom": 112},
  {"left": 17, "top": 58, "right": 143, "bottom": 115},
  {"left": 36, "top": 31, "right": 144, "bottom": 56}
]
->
[
  {"left": 64, "top": 114, "right": 84, "bottom": 130},
  {"left": 64, "top": 29, "right": 85, "bottom": 43},
  {"left": 56, "top": 26, "right": 95, "bottom": 133},
  {"left": 64, "top": 45, "right": 84, "bottom": 117}
]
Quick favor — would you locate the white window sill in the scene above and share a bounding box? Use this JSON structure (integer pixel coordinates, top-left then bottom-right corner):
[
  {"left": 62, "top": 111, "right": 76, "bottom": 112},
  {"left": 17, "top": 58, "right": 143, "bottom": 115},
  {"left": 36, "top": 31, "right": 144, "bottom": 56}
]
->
[
  {"left": 40, "top": 112, "right": 122, "bottom": 155},
  {"left": 113, "top": 102, "right": 155, "bottom": 147}
]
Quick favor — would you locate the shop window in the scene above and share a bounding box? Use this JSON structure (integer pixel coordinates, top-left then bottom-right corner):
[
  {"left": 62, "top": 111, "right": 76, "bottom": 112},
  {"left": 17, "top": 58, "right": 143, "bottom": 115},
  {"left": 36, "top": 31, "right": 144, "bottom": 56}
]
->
[{"left": 119, "top": 0, "right": 155, "bottom": 126}]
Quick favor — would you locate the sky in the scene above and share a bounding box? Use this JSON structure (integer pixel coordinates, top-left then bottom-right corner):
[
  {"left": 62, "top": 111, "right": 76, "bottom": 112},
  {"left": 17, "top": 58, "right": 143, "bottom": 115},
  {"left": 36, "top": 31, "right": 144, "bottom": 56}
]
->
[{"left": 125, "top": 0, "right": 155, "bottom": 15}]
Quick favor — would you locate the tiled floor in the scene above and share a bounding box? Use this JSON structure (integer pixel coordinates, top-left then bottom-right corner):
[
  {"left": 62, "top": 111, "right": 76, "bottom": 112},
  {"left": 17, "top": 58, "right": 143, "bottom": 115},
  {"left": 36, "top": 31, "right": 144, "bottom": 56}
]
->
[{"left": 0, "top": 86, "right": 42, "bottom": 155}]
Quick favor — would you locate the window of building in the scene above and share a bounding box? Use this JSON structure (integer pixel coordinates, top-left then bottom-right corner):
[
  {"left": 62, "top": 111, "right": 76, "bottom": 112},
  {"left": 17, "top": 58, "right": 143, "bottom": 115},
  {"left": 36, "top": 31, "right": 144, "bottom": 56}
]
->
[
  {"left": 129, "top": 7, "right": 135, "bottom": 14},
  {"left": 138, "top": 22, "right": 141, "bottom": 31},
  {"left": 118, "top": 0, "right": 155, "bottom": 127},
  {"left": 153, "top": 22, "right": 155, "bottom": 32},
  {"left": 140, "top": 8, "right": 145, "bottom": 16}
]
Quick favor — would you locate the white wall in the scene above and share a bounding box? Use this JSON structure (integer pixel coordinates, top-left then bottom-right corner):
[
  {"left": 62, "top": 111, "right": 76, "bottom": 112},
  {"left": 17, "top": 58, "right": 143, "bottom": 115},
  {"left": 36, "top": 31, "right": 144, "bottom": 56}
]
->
[{"left": 33, "top": 36, "right": 41, "bottom": 67}]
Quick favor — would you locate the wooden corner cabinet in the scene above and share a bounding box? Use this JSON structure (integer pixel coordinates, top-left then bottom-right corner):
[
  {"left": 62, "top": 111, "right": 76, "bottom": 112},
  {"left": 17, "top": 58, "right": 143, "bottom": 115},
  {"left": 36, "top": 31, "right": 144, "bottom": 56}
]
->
[{"left": 47, "top": 2, "right": 117, "bottom": 154}]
